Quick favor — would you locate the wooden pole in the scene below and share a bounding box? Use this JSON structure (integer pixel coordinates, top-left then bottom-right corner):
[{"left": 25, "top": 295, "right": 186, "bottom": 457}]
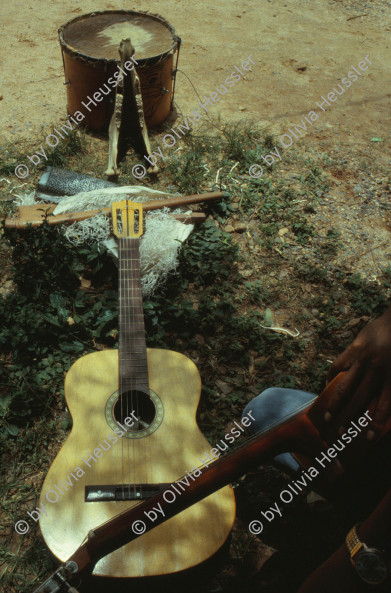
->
[{"left": 4, "top": 192, "right": 227, "bottom": 229}]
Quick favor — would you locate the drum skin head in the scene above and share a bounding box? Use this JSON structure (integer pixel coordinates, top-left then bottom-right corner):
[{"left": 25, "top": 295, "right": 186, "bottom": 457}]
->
[{"left": 61, "top": 11, "right": 176, "bottom": 61}]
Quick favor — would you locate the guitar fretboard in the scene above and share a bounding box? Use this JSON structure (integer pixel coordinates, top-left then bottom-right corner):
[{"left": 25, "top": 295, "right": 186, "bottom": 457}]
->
[{"left": 118, "top": 237, "right": 149, "bottom": 393}]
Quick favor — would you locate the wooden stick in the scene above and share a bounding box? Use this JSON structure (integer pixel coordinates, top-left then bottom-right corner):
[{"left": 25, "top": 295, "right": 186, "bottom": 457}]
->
[
  {"left": 4, "top": 192, "right": 227, "bottom": 229},
  {"left": 347, "top": 14, "right": 367, "bottom": 21}
]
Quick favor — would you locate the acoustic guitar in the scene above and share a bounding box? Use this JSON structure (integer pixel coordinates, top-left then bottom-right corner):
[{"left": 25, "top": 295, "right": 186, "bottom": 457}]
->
[
  {"left": 38, "top": 200, "right": 236, "bottom": 578},
  {"left": 34, "top": 367, "right": 391, "bottom": 593}
]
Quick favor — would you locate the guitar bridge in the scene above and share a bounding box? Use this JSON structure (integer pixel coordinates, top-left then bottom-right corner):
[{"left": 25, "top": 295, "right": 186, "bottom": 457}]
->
[{"left": 85, "top": 483, "right": 170, "bottom": 502}]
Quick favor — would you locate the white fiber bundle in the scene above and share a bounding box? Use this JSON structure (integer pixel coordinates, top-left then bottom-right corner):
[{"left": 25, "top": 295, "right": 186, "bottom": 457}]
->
[
  {"left": 139, "top": 210, "right": 193, "bottom": 295},
  {"left": 62, "top": 214, "right": 111, "bottom": 245},
  {"left": 15, "top": 185, "right": 192, "bottom": 296},
  {"left": 52, "top": 186, "right": 174, "bottom": 215},
  {"left": 14, "top": 191, "right": 36, "bottom": 205},
  {"left": 51, "top": 187, "right": 193, "bottom": 295}
]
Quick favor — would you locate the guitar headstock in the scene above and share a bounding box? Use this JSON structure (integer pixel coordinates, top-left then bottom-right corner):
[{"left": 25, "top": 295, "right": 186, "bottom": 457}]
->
[{"left": 112, "top": 200, "right": 144, "bottom": 239}]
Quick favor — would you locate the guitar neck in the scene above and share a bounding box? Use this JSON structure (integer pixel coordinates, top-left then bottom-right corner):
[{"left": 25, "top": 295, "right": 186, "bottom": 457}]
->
[
  {"left": 68, "top": 397, "right": 329, "bottom": 573},
  {"left": 118, "top": 237, "right": 149, "bottom": 392}
]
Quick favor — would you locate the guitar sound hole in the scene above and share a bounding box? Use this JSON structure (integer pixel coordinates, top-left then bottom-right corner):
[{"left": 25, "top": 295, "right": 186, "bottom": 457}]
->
[{"left": 113, "top": 390, "right": 156, "bottom": 432}]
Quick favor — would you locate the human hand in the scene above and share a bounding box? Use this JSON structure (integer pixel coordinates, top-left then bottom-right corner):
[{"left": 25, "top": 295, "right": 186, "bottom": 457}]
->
[{"left": 325, "top": 305, "right": 391, "bottom": 439}]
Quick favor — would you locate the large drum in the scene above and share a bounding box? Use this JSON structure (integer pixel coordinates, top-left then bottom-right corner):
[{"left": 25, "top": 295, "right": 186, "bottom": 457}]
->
[{"left": 58, "top": 10, "right": 181, "bottom": 133}]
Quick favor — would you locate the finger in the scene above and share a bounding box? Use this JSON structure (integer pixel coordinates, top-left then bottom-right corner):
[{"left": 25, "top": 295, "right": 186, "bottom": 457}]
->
[
  {"left": 367, "top": 379, "right": 391, "bottom": 440},
  {"left": 325, "top": 362, "right": 364, "bottom": 421},
  {"left": 337, "top": 367, "right": 382, "bottom": 431},
  {"left": 326, "top": 349, "right": 354, "bottom": 384}
]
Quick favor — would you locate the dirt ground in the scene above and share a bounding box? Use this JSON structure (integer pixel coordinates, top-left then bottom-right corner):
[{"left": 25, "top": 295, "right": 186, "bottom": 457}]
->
[
  {"left": 1, "top": 0, "right": 390, "bottom": 154},
  {"left": 2, "top": 0, "right": 389, "bottom": 294}
]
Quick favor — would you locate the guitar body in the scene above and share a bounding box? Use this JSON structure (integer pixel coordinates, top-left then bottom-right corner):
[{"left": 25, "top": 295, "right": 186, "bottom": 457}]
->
[{"left": 39, "top": 347, "right": 236, "bottom": 577}]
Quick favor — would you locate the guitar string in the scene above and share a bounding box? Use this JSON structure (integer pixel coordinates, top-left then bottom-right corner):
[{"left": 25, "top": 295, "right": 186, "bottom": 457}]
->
[
  {"left": 127, "top": 234, "right": 131, "bottom": 501},
  {"left": 136, "top": 235, "right": 141, "bottom": 502},
  {"left": 119, "top": 207, "right": 142, "bottom": 503},
  {"left": 127, "top": 234, "right": 131, "bottom": 502},
  {"left": 133, "top": 239, "right": 135, "bottom": 502},
  {"left": 131, "top": 234, "right": 137, "bottom": 502},
  {"left": 126, "top": 227, "right": 130, "bottom": 502},
  {"left": 127, "top": 233, "right": 130, "bottom": 502},
  {"left": 118, "top": 233, "right": 122, "bottom": 499},
  {"left": 135, "top": 234, "right": 144, "bottom": 503},
  {"left": 131, "top": 236, "right": 134, "bottom": 502},
  {"left": 131, "top": 231, "right": 137, "bottom": 500},
  {"left": 129, "top": 207, "right": 143, "bottom": 503},
  {"left": 119, "top": 235, "right": 125, "bottom": 500},
  {"left": 125, "top": 216, "right": 135, "bottom": 501},
  {"left": 135, "top": 222, "right": 147, "bottom": 504},
  {"left": 128, "top": 208, "right": 136, "bottom": 502},
  {"left": 122, "top": 210, "right": 134, "bottom": 501},
  {"left": 123, "top": 235, "right": 128, "bottom": 501}
]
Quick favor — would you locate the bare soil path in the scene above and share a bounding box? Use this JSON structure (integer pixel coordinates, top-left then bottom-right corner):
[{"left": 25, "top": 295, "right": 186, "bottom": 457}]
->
[{"left": 1, "top": 0, "right": 390, "bottom": 157}]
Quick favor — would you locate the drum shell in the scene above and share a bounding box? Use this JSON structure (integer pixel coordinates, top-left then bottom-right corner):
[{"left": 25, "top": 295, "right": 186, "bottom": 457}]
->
[{"left": 58, "top": 11, "right": 180, "bottom": 133}]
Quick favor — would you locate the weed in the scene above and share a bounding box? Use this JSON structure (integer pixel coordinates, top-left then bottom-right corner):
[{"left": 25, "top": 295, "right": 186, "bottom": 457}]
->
[
  {"left": 43, "top": 129, "right": 87, "bottom": 169},
  {"left": 290, "top": 216, "right": 315, "bottom": 244},
  {"left": 346, "top": 273, "right": 389, "bottom": 316},
  {"left": 263, "top": 133, "right": 276, "bottom": 151},
  {"left": 221, "top": 121, "right": 258, "bottom": 161},
  {"left": 0, "top": 220, "right": 118, "bottom": 435},
  {"left": 245, "top": 280, "right": 269, "bottom": 305},
  {"left": 0, "top": 129, "right": 87, "bottom": 179},
  {"left": 166, "top": 151, "right": 208, "bottom": 194}
]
